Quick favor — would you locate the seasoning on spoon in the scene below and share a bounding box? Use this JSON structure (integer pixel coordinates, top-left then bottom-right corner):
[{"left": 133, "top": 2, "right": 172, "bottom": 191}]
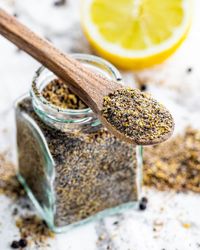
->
[{"left": 102, "top": 88, "right": 174, "bottom": 145}]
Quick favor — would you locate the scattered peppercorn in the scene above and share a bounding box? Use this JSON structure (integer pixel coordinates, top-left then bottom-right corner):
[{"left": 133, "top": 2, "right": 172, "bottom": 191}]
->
[
  {"left": 21, "top": 203, "right": 31, "bottom": 210},
  {"left": 10, "top": 241, "right": 20, "bottom": 249},
  {"left": 139, "top": 200, "right": 147, "bottom": 211},
  {"left": 18, "top": 239, "right": 28, "bottom": 248},
  {"left": 113, "top": 221, "right": 119, "bottom": 225},
  {"left": 140, "top": 84, "right": 147, "bottom": 91},
  {"left": 141, "top": 196, "right": 148, "bottom": 204},
  {"left": 10, "top": 239, "right": 28, "bottom": 249},
  {"left": 186, "top": 67, "right": 193, "bottom": 73},
  {"left": 42, "top": 220, "right": 48, "bottom": 227},
  {"left": 13, "top": 13, "right": 18, "bottom": 17},
  {"left": 53, "top": 0, "right": 67, "bottom": 7},
  {"left": 12, "top": 208, "right": 19, "bottom": 216}
]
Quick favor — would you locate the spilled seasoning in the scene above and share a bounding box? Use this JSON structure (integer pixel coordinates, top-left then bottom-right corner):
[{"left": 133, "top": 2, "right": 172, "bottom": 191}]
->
[
  {"left": 15, "top": 215, "right": 54, "bottom": 247},
  {"left": 0, "top": 153, "right": 54, "bottom": 248},
  {"left": 144, "top": 127, "right": 200, "bottom": 193},
  {"left": 0, "top": 153, "right": 24, "bottom": 199}
]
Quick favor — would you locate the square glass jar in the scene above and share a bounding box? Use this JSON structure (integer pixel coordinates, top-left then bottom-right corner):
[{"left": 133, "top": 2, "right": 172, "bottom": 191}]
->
[{"left": 15, "top": 54, "right": 143, "bottom": 233}]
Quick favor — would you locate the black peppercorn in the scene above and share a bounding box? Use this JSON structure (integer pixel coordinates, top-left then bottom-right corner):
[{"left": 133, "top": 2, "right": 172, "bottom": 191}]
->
[
  {"left": 140, "top": 84, "right": 147, "bottom": 91},
  {"left": 141, "top": 196, "right": 148, "bottom": 204},
  {"left": 139, "top": 202, "right": 147, "bottom": 210},
  {"left": 12, "top": 208, "right": 19, "bottom": 216},
  {"left": 186, "top": 67, "right": 193, "bottom": 73},
  {"left": 113, "top": 221, "right": 119, "bottom": 225},
  {"left": 19, "top": 238, "right": 28, "bottom": 248},
  {"left": 10, "top": 241, "right": 20, "bottom": 249},
  {"left": 42, "top": 220, "right": 48, "bottom": 227},
  {"left": 54, "top": 0, "right": 66, "bottom": 6}
]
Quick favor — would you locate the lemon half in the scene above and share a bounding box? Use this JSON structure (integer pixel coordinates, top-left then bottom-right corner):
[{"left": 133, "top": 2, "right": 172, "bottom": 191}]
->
[{"left": 82, "top": 0, "right": 192, "bottom": 69}]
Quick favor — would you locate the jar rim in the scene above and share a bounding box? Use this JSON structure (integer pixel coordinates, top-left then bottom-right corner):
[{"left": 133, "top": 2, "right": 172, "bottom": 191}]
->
[{"left": 31, "top": 53, "right": 122, "bottom": 116}]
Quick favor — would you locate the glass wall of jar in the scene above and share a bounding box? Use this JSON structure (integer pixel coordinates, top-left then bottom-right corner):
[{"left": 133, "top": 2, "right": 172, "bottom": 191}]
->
[{"left": 15, "top": 54, "right": 143, "bottom": 233}]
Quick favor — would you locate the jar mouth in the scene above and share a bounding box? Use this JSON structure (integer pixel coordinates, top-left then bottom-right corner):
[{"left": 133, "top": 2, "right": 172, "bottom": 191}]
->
[{"left": 31, "top": 53, "right": 122, "bottom": 117}]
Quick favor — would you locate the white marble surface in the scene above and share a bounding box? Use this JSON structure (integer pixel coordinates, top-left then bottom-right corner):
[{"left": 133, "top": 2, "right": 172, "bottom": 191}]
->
[{"left": 0, "top": 0, "right": 200, "bottom": 249}]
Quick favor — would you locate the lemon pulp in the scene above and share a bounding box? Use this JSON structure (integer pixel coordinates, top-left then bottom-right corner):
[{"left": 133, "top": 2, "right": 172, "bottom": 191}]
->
[{"left": 82, "top": 0, "right": 192, "bottom": 69}]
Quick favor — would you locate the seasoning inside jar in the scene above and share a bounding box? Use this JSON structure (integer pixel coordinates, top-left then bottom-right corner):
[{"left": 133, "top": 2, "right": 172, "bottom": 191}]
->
[{"left": 42, "top": 79, "right": 87, "bottom": 109}]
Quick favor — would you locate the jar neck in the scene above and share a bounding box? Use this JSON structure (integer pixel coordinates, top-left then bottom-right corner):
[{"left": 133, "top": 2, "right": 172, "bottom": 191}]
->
[{"left": 30, "top": 54, "right": 122, "bottom": 132}]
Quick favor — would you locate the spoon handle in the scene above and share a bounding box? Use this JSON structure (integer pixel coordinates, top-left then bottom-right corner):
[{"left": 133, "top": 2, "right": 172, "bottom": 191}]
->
[
  {"left": 0, "top": 8, "right": 118, "bottom": 112},
  {"left": 0, "top": 9, "right": 79, "bottom": 80}
]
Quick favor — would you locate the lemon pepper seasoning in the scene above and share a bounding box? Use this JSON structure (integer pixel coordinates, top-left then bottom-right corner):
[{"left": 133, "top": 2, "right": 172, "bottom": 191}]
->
[
  {"left": 42, "top": 79, "right": 87, "bottom": 109},
  {"left": 144, "top": 127, "right": 200, "bottom": 193},
  {"left": 102, "top": 88, "right": 174, "bottom": 145}
]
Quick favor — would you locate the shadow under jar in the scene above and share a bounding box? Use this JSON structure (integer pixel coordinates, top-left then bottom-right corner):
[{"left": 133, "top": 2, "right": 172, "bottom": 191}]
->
[{"left": 15, "top": 54, "right": 143, "bottom": 233}]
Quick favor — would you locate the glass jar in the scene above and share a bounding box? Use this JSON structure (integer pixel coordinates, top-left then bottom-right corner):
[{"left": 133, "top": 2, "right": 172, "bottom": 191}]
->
[{"left": 15, "top": 54, "right": 143, "bottom": 233}]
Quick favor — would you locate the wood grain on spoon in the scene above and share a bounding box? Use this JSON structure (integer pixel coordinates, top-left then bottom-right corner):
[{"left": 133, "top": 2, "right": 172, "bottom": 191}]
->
[
  {"left": 0, "top": 9, "right": 121, "bottom": 112},
  {"left": 0, "top": 8, "right": 174, "bottom": 145}
]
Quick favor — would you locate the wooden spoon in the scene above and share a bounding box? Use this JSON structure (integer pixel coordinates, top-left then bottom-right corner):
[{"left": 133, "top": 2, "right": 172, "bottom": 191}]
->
[{"left": 0, "top": 8, "right": 174, "bottom": 145}]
